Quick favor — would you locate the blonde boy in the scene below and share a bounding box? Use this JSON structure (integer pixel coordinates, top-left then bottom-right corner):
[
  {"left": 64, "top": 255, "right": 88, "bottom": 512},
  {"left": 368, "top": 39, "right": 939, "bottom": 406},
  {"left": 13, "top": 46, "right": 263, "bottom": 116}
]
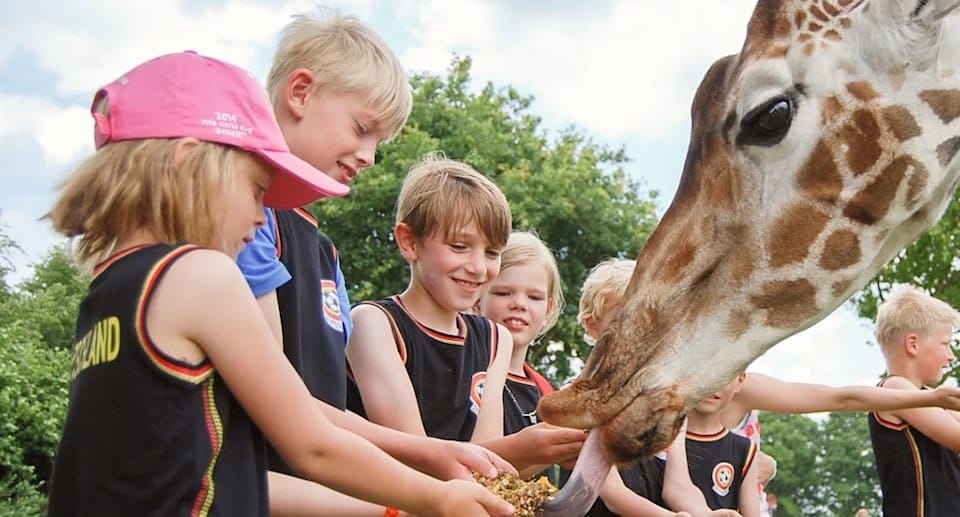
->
[
  {"left": 579, "top": 258, "right": 750, "bottom": 516},
  {"left": 869, "top": 286, "right": 960, "bottom": 515},
  {"left": 346, "top": 154, "right": 514, "bottom": 442},
  {"left": 237, "top": 12, "right": 513, "bottom": 515}
]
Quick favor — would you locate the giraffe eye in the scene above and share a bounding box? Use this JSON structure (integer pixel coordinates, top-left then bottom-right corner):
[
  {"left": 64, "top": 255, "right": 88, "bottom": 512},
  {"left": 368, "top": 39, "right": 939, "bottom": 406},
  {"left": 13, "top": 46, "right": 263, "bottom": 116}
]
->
[{"left": 737, "top": 97, "right": 794, "bottom": 147}]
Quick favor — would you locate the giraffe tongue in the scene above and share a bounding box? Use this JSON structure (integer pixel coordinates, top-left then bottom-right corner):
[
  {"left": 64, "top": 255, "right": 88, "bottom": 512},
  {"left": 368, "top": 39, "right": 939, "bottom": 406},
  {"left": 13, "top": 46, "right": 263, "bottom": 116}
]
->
[{"left": 539, "top": 428, "right": 611, "bottom": 516}]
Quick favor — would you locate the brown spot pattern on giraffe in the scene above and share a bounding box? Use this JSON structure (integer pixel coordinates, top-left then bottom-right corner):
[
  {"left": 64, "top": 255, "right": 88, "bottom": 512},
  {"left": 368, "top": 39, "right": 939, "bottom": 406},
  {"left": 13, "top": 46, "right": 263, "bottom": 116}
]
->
[
  {"left": 831, "top": 278, "right": 853, "bottom": 298},
  {"left": 843, "top": 157, "right": 909, "bottom": 224},
  {"left": 846, "top": 81, "right": 879, "bottom": 101},
  {"left": 903, "top": 157, "right": 929, "bottom": 210},
  {"left": 798, "top": 140, "right": 843, "bottom": 204},
  {"left": 938, "top": 137, "right": 960, "bottom": 167},
  {"left": 881, "top": 105, "right": 922, "bottom": 142},
  {"left": 919, "top": 90, "right": 960, "bottom": 123},
  {"left": 725, "top": 308, "right": 752, "bottom": 341},
  {"left": 751, "top": 279, "right": 818, "bottom": 328},
  {"left": 839, "top": 110, "right": 882, "bottom": 175},
  {"left": 819, "top": 229, "right": 861, "bottom": 270},
  {"left": 768, "top": 205, "right": 830, "bottom": 267}
]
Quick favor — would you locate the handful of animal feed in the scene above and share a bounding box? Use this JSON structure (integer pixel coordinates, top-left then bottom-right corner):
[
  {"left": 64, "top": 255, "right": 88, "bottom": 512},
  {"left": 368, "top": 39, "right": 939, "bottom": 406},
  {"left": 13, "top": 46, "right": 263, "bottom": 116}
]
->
[{"left": 472, "top": 471, "right": 558, "bottom": 517}]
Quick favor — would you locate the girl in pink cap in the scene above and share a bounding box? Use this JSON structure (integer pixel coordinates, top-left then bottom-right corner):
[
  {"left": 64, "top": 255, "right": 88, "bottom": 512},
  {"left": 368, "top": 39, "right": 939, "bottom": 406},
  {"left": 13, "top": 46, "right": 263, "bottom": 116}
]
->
[{"left": 44, "top": 51, "right": 513, "bottom": 517}]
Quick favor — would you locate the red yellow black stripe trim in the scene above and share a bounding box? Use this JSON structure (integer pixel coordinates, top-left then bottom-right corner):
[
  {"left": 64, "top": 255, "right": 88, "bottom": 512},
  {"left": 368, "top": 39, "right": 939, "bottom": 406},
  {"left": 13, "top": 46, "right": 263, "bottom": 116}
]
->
[
  {"left": 135, "top": 245, "right": 214, "bottom": 383},
  {"left": 191, "top": 378, "right": 224, "bottom": 516},
  {"left": 92, "top": 244, "right": 151, "bottom": 278}
]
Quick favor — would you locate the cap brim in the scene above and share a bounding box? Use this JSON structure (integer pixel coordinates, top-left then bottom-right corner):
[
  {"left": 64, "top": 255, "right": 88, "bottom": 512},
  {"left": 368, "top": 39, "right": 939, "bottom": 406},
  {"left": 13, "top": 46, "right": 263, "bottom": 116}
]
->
[{"left": 257, "top": 148, "right": 350, "bottom": 209}]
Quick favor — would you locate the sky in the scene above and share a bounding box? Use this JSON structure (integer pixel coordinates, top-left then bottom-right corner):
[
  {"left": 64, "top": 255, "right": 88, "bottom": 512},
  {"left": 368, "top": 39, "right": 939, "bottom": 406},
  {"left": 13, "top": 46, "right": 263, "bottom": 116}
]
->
[{"left": 1, "top": 0, "right": 918, "bottom": 399}]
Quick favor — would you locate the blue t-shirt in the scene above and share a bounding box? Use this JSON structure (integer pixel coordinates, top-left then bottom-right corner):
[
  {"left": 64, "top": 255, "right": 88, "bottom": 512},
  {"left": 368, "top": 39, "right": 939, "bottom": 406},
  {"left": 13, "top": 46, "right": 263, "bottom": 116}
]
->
[{"left": 236, "top": 208, "right": 353, "bottom": 341}]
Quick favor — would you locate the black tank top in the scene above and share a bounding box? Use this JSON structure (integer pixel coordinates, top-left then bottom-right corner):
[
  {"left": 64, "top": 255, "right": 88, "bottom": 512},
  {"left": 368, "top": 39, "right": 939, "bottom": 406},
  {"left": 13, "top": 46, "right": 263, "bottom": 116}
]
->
[
  {"left": 268, "top": 208, "right": 349, "bottom": 475},
  {"left": 346, "top": 296, "right": 498, "bottom": 441},
  {"left": 868, "top": 380, "right": 960, "bottom": 516},
  {"left": 48, "top": 244, "right": 267, "bottom": 516}
]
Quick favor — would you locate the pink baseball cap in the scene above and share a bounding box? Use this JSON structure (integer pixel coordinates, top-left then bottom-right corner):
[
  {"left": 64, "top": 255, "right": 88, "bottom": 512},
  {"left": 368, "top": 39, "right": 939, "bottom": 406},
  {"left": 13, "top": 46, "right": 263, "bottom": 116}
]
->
[{"left": 91, "top": 50, "right": 349, "bottom": 208}]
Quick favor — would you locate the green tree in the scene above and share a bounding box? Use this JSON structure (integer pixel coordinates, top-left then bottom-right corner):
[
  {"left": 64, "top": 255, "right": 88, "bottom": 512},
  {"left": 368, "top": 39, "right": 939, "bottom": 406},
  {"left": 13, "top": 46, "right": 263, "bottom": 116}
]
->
[
  {"left": 0, "top": 222, "right": 22, "bottom": 304},
  {"left": 0, "top": 235, "right": 73, "bottom": 515},
  {"left": 762, "top": 412, "right": 822, "bottom": 516},
  {"left": 314, "top": 56, "right": 660, "bottom": 382},
  {"left": 817, "top": 412, "right": 881, "bottom": 516},
  {"left": 851, "top": 196, "right": 960, "bottom": 383},
  {"left": 762, "top": 411, "right": 881, "bottom": 516},
  {"left": 0, "top": 245, "right": 88, "bottom": 351}
]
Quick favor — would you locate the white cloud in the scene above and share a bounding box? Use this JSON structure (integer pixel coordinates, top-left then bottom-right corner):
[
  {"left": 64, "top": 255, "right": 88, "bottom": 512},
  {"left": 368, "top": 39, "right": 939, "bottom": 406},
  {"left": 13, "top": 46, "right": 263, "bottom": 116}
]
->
[
  {"left": 399, "top": 0, "right": 758, "bottom": 139},
  {"left": 0, "top": 95, "right": 91, "bottom": 169}
]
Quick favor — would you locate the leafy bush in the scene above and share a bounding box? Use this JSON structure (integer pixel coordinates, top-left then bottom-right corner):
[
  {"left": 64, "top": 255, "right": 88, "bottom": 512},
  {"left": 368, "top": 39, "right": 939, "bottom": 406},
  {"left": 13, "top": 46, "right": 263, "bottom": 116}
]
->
[{"left": 0, "top": 322, "right": 70, "bottom": 514}]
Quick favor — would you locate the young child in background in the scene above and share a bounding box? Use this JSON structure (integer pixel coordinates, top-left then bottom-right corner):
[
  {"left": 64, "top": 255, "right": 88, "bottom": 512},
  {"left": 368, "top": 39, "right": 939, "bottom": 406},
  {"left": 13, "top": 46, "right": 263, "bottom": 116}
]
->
[
  {"left": 478, "top": 232, "right": 715, "bottom": 517},
  {"left": 581, "top": 258, "right": 960, "bottom": 516},
  {"left": 237, "top": 12, "right": 516, "bottom": 515},
  {"left": 44, "top": 51, "right": 512, "bottom": 517},
  {"left": 868, "top": 286, "right": 960, "bottom": 515},
  {"left": 682, "top": 374, "right": 761, "bottom": 515},
  {"left": 577, "top": 258, "right": 744, "bottom": 517}
]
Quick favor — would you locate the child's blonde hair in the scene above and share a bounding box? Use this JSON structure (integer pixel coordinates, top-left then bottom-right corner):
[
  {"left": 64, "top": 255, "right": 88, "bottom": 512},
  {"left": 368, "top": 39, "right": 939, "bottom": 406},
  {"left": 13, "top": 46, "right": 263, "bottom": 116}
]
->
[
  {"left": 47, "top": 136, "right": 241, "bottom": 272},
  {"left": 268, "top": 10, "right": 412, "bottom": 141},
  {"left": 396, "top": 153, "right": 511, "bottom": 249},
  {"left": 577, "top": 257, "right": 636, "bottom": 345},
  {"left": 500, "top": 231, "right": 564, "bottom": 336},
  {"left": 875, "top": 285, "right": 960, "bottom": 355}
]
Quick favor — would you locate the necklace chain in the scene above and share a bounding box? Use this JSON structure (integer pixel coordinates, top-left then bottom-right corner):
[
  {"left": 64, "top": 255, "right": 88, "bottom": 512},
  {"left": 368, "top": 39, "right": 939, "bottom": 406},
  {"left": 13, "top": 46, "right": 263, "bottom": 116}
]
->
[{"left": 504, "top": 384, "right": 538, "bottom": 425}]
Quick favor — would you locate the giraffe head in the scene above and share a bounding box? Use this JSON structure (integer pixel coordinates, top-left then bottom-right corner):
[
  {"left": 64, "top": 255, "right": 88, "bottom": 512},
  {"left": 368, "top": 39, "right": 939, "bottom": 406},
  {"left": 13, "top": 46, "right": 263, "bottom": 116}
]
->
[{"left": 539, "top": 0, "right": 960, "bottom": 467}]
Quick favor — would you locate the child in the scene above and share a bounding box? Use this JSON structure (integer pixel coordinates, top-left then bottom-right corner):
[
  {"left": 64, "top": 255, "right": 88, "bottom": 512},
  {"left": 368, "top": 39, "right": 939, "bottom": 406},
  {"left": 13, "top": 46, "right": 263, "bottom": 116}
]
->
[
  {"left": 682, "top": 374, "right": 761, "bottom": 515},
  {"left": 235, "top": 12, "right": 515, "bottom": 514},
  {"left": 868, "top": 286, "right": 960, "bottom": 515},
  {"left": 344, "top": 158, "right": 586, "bottom": 475},
  {"left": 581, "top": 259, "right": 960, "bottom": 515},
  {"left": 44, "top": 51, "right": 512, "bottom": 517},
  {"left": 345, "top": 154, "right": 514, "bottom": 442},
  {"left": 577, "top": 258, "right": 744, "bottom": 517},
  {"left": 478, "top": 231, "right": 707, "bottom": 516}
]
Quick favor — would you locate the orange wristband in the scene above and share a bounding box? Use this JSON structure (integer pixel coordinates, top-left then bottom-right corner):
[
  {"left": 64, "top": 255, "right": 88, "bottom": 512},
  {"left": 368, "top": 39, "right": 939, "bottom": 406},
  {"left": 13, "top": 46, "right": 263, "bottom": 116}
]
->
[{"left": 385, "top": 508, "right": 399, "bottom": 517}]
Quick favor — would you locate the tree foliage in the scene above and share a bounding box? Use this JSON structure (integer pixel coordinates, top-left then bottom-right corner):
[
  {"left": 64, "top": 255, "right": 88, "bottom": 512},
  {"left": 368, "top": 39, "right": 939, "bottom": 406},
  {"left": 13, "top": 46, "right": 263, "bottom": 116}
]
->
[
  {"left": 313, "top": 56, "right": 660, "bottom": 382},
  {"left": 850, "top": 196, "right": 960, "bottom": 383},
  {"left": 0, "top": 231, "right": 76, "bottom": 514},
  {"left": 762, "top": 411, "right": 881, "bottom": 516}
]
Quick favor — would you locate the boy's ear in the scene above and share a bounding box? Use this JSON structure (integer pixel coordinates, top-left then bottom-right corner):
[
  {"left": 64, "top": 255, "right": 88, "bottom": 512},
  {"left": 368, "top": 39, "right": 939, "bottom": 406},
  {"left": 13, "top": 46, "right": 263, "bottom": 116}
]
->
[
  {"left": 904, "top": 333, "right": 921, "bottom": 356},
  {"left": 283, "top": 68, "right": 315, "bottom": 119},
  {"left": 394, "top": 223, "right": 418, "bottom": 261},
  {"left": 583, "top": 315, "right": 601, "bottom": 341}
]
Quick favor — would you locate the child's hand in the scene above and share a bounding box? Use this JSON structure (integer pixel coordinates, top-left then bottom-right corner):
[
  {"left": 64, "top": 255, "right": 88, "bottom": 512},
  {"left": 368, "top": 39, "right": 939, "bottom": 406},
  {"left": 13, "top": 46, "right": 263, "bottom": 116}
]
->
[
  {"left": 696, "top": 511, "right": 743, "bottom": 517},
  {"left": 514, "top": 422, "right": 587, "bottom": 467},
  {"left": 430, "top": 439, "right": 518, "bottom": 480},
  {"left": 932, "top": 384, "right": 960, "bottom": 410},
  {"left": 437, "top": 479, "right": 515, "bottom": 516}
]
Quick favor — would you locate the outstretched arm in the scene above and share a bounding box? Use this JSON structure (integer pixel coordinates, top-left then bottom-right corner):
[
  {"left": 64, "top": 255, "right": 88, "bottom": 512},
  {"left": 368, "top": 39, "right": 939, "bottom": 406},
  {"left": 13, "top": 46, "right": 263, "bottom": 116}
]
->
[
  {"left": 722, "top": 372, "right": 960, "bottom": 428},
  {"left": 883, "top": 376, "right": 960, "bottom": 453}
]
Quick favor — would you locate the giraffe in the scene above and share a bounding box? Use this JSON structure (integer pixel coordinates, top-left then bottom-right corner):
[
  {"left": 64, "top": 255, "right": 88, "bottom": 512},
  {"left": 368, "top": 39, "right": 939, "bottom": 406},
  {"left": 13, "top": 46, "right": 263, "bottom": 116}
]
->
[{"left": 538, "top": 0, "right": 960, "bottom": 513}]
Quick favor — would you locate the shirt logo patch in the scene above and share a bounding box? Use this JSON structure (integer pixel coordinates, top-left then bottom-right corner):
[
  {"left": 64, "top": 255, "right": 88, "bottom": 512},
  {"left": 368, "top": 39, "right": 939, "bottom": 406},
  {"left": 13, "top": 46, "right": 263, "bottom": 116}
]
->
[
  {"left": 712, "top": 462, "right": 735, "bottom": 497},
  {"left": 469, "top": 372, "right": 487, "bottom": 416},
  {"left": 320, "top": 280, "right": 343, "bottom": 332}
]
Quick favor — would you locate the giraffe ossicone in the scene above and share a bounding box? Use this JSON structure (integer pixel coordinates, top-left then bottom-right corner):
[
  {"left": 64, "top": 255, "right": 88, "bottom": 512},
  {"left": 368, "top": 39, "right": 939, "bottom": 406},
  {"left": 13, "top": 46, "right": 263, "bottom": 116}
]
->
[{"left": 539, "top": 0, "right": 960, "bottom": 513}]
